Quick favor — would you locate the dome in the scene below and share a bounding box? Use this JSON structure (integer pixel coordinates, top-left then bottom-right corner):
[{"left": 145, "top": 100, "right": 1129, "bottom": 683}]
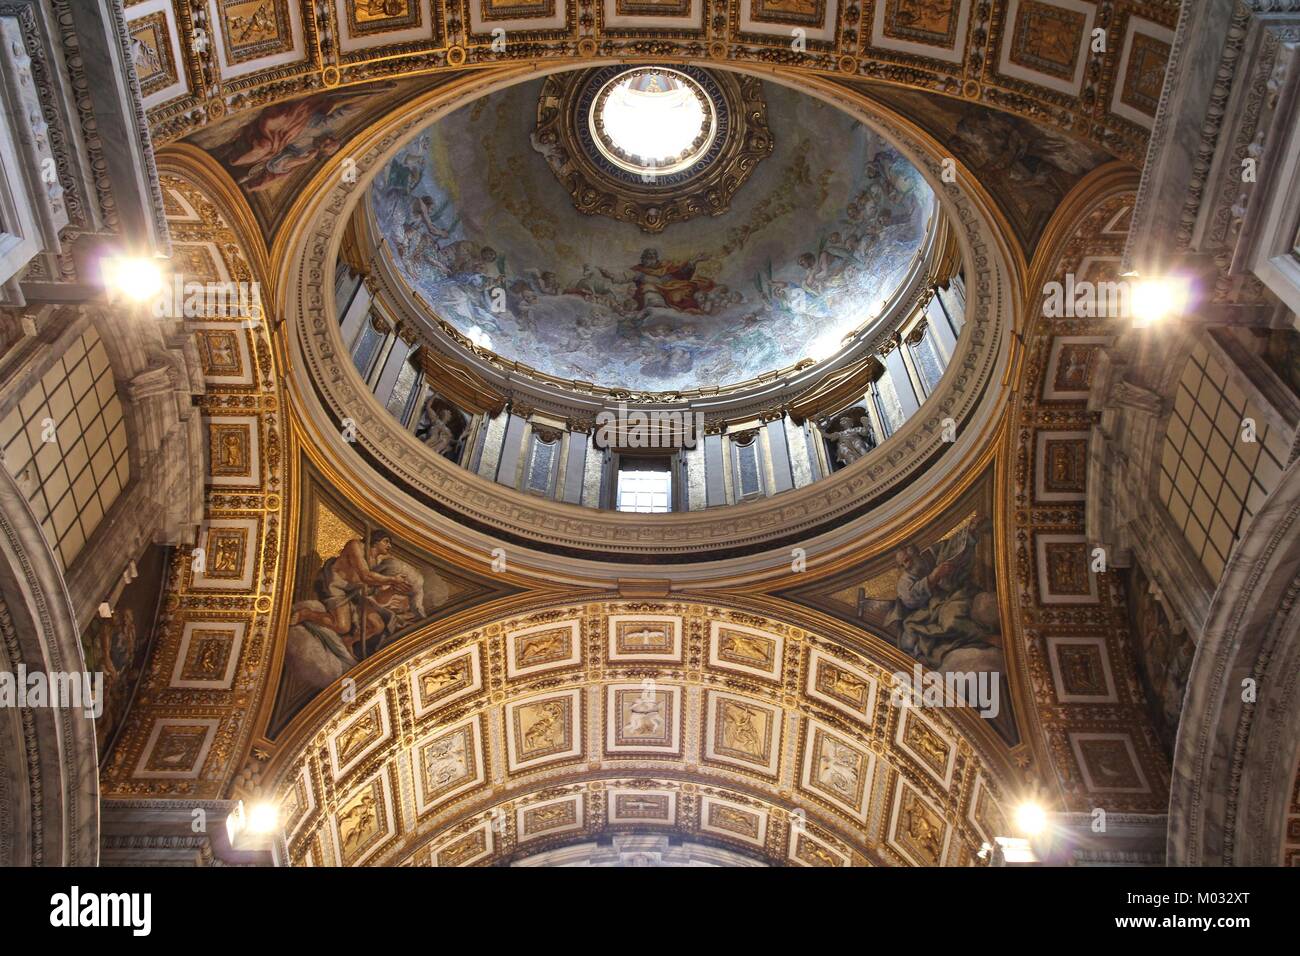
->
[{"left": 370, "top": 71, "right": 936, "bottom": 392}]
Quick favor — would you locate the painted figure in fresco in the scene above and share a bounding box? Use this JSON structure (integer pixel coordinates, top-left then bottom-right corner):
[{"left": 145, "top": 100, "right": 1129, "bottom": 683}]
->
[
  {"left": 380, "top": 151, "right": 425, "bottom": 214},
  {"left": 288, "top": 529, "right": 418, "bottom": 659},
  {"left": 521, "top": 268, "right": 561, "bottom": 297},
  {"left": 565, "top": 264, "right": 624, "bottom": 306},
  {"left": 951, "top": 109, "right": 1094, "bottom": 188},
  {"left": 439, "top": 240, "right": 498, "bottom": 279},
  {"left": 695, "top": 283, "right": 743, "bottom": 315},
  {"left": 799, "top": 232, "right": 861, "bottom": 296},
  {"left": 397, "top": 195, "right": 449, "bottom": 263},
  {"left": 820, "top": 411, "right": 876, "bottom": 468},
  {"left": 219, "top": 88, "right": 378, "bottom": 193},
  {"left": 601, "top": 248, "right": 715, "bottom": 314},
  {"left": 886, "top": 520, "right": 999, "bottom": 670},
  {"left": 82, "top": 608, "right": 137, "bottom": 742},
  {"left": 637, "top": 320, "right": 704, "bottom": 378}
]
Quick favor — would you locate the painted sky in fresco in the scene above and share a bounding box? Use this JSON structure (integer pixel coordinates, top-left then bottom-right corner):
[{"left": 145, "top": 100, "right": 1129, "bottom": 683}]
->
[{"left": 371, "top": 79, "right": 935, "bottom": 391}]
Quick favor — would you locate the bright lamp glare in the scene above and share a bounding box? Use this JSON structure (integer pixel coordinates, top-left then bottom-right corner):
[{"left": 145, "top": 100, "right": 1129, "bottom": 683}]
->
[
  {"left": 105, "top": 257, "right": 165, "bottom": 302},
  {"left": 1129, "top": 276, "right": 1187, "bottom": 327},
  {"left": 1014, "top": 801, "right": 1048, "bottom": 837},
  {"left": 247, "top": 801, "right": 279, "bottom": 834}
]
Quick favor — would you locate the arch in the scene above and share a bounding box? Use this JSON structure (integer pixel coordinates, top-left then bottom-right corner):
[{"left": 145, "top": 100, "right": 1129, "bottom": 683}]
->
[
  {"left": 0, "top": 468, "right": 98, "bottom": 865},
  {"left": 1168, "top": 457, "right": 1300, "bottom": 865},
  {"left": 95, "top": 155, "right": 292, "bottom": 803},
  {"left": 263, "top": 594, "right": 1020, "bottom": 867},
  {"left": 999, "top": 164, "right": 1175, "bottom": 820}
]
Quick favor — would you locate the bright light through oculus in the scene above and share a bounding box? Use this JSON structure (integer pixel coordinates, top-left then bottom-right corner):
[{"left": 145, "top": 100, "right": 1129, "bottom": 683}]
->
[
  {"left": 591, "top": 68, "right": 716, "bottom": 176},
  {"left": 601, "top": 76, "right": 703, "bottom": 162}
]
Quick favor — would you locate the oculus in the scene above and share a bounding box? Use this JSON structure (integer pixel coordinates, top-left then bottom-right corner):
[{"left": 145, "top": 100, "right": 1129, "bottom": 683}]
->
[
  {"left": 589, "top": 68, "right": 717, "bottom": 177},
  {"left": 533, "top": 65, "right": 772, "bottom": 233}
]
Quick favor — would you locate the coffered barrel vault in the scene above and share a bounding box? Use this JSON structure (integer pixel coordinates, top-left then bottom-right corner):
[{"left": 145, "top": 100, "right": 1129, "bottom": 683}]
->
[{"left": 267, "top": 598, "right": 1015, "bottom": 867}]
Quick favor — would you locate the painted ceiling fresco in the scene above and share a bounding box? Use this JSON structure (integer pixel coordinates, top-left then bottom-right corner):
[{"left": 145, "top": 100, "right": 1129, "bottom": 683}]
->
[
  {"left": 371, "top": 77, "right": 936, "bottom": 391},
  {"left": 269, "top": 460, "right": 518, "bottom": 734},
  {"left": 185, "top": 73, "right": 466, "bottom": 234},
  {"left": 845, "top": 80, "right": 1114, "bottom": 250},
  {"left": 778, "top": 465, "right": 1019, "bottom": 746}
]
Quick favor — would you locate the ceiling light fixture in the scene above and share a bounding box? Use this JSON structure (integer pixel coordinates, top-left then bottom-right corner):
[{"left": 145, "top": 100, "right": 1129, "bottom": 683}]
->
[
  {"left": 247, "top": 801, "right": 280, "bottom": 834},
  {"left": 1124, "top": 272, "right": 1189, "bottom": 328},
  {"left": 103, "top": 256, "right": 166, "bottom": 304},
  {"left": 1013, "top": 800, "right": 1048, "bottom": 837}
]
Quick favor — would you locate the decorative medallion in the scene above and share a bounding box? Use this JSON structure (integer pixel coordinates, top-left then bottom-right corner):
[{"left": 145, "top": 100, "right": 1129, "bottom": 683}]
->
[{"left": 533, "top": 65, "right": 772, "bottom": 233}]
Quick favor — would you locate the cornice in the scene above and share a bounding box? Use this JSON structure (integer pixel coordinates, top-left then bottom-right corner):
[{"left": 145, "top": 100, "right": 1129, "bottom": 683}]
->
[{"left": 140, "top": 1, "right": 1171, "bottom": 171}]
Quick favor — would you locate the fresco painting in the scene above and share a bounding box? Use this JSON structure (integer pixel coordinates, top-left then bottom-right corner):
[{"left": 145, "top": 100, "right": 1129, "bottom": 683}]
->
[
  {"left": 268, "top": 463, "right": 516, "bottom": 733},
  {"left": 851, "top": 82, "right": 1111, "bottom": 249},
  {"left": 186, "top": 74, "right": 463, "bottom": 233},
  {"left": 1125, "top": 565, "right": 1195, "bottom": 756},
  {"left": 80, "top": 544, "right": 171, "bottom": 759},
  {"left": 778, "top": 467, "right": 1018, "bottom": 745},
  {"left": 372, "top": 80, "right": 935, "bottom": 391}
]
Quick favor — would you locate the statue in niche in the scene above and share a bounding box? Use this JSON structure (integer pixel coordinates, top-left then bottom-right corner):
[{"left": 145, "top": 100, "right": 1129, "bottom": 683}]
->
[
  {"left": 414, "top": 392, "right": 467, "bottom": 461},
  {"left": 820, "top": 408, "right": 876, "bottom": 469},
  {"left": 423, "top": 406, "right": 455, "bottom": 455}
]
